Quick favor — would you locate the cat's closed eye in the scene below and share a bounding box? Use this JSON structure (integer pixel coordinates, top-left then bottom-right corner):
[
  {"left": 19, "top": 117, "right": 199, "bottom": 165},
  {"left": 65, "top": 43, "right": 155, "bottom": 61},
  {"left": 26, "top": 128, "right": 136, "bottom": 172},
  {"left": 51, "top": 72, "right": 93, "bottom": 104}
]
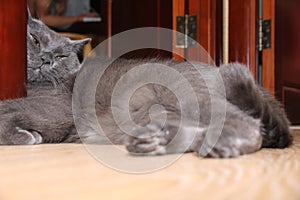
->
[
  {"left": 30, "top": 33, "right": 40, "bottom": 48},
  {"left": 55, "top": 55, "right": 68, "bottom": 60}
]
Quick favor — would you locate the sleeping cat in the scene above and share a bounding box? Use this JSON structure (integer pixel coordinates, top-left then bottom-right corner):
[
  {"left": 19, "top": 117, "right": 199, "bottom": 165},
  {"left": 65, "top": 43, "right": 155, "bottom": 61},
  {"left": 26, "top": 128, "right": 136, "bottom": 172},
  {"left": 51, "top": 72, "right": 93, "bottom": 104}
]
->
[
  {"left": 0, "top": 12, "right": 292, "bottom": 158},
  {"left": 0, "top": 11, "right": 89, "bottom": 144}
]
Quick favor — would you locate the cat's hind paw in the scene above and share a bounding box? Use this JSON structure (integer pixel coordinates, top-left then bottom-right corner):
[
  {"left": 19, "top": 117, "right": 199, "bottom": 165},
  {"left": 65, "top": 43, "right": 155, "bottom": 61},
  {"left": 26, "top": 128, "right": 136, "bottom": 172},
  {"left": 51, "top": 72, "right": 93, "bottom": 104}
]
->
[
  {"left": 15, "top": 127, "right": 43, "bottom": 145},
  {"left": 126, "top": 124, "right": 170, "bottom": 155}
]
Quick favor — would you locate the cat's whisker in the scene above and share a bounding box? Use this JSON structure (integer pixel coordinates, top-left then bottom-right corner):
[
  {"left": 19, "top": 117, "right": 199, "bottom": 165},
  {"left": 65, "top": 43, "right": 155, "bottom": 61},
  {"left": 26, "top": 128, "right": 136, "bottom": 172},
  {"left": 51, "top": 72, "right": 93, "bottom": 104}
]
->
[
  {"left": 45, "top": 71, "right": 62, "bottom": 90},
  {"left": 48, "top": 70, "right": 71, "bottom": 93}
]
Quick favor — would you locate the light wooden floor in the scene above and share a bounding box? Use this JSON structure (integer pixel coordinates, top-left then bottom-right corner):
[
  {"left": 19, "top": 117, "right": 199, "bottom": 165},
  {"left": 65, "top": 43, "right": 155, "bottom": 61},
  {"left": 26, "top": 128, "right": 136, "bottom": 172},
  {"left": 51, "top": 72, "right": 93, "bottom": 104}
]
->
[{"left": 0, "top": 130, "right": 300, "bottom": 200}]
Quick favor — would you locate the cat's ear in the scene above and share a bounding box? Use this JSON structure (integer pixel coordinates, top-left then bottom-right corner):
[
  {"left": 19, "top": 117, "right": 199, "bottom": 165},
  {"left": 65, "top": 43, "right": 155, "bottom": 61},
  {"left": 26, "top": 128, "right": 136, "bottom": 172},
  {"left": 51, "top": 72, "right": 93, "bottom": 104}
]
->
[
  {"left": 27, "top": 6, "right": 33, "bottom": 23},
  {"left": 71, "top": 38, "right": 92, "bottom": 53}
]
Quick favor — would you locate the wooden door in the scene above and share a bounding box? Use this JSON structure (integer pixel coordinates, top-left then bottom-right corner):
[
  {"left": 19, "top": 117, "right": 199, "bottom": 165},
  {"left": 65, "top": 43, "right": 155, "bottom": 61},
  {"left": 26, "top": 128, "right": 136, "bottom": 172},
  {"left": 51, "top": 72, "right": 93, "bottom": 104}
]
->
[
  {"left": 0, "top": 0, "right": 27, "bottom": 100},
  {"left": 275, "top": 0, "right": 300, "bottom": 124}
]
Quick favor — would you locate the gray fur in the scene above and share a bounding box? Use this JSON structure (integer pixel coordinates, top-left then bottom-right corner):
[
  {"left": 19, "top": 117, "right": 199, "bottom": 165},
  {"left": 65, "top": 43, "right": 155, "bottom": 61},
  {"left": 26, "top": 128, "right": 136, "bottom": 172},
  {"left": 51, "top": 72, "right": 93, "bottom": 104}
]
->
[
  {"left": 27, "top": 12, "right": 90, "bottom": 84},
  {"left": 80, "top": 59, "right": 292, "bottom": 157},
  {"left": 0, "top": 17, "right": 292, "bottom": 158}
]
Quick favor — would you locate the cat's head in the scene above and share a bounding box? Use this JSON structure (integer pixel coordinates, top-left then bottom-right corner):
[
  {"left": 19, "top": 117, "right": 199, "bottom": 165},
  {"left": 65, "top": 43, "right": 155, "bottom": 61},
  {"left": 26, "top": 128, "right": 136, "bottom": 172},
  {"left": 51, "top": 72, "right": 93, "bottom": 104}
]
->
[{"left": 27, "top": 11, "right": 90, "bottom": 84}]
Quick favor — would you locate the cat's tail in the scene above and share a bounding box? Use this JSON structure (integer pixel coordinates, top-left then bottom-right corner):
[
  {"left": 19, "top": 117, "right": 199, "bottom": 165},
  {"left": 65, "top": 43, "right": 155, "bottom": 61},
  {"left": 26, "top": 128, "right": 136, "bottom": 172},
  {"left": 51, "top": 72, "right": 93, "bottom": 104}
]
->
[{"left": 219, "top": 63, "right": 292, "bottom": 148}]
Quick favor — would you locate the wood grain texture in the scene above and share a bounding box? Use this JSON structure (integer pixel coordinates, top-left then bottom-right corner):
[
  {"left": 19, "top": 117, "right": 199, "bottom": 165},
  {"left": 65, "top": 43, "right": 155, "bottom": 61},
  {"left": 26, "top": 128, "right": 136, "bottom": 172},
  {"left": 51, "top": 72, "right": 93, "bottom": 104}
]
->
[
  {"left": 228, "top": 0, "right": 257, "bottom": 77},
  {"left": 172, "top": 0, "right": 185, "bottom": 61},
  {"left": 107, "top": 0, "right": 112, "bottom": 58},
  {"left": 0, "top": 130, "right": 299, "bottom": 200},
  {"left": 187, "top": 0, "right": 216, "bottom": 64},
  {"left": 262, "top": 0, "right": 275, "bottom": 95},
  {"left": 275, "top": 0, "right": 300, "bottom": 124},
  {"left": 0, "top": 0, "right": 27, "bottom": 100}
]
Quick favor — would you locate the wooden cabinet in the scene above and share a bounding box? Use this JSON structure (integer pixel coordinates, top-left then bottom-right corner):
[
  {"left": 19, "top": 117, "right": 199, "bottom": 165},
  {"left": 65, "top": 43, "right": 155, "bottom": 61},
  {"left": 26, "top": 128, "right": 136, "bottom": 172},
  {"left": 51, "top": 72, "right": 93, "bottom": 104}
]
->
[{"left": 275, "top": 0, "right": 300, "bottom": 124}]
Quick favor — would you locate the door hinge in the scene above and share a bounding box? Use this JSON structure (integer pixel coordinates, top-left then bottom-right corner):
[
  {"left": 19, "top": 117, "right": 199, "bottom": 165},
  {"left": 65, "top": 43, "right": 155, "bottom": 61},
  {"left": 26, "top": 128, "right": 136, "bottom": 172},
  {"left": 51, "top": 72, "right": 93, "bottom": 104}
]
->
[
  {"left": 176, "top": 15, "right": 197, "bottom": 48},
  {"left": 258, "top": 19, "right": 271, "bottom": 51}
]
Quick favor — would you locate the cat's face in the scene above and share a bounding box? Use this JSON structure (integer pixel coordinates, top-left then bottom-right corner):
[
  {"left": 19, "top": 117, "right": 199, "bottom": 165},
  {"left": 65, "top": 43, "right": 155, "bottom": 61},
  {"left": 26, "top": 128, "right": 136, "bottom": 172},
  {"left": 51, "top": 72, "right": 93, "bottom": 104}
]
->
[{"left": 27, "top": 17, "right": 90, "bottom": 83}]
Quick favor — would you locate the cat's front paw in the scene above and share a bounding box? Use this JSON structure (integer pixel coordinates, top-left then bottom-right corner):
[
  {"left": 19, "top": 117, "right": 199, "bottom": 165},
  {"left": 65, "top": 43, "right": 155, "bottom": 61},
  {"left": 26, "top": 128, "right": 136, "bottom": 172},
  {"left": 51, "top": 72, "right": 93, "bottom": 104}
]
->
[
  {"left": 197, "top": 121, "right": 262, "bottom": 158},
  {"left": 126, "top": 123, "right": 170, "bottom": 155},
  {"left": 14, "top": 127, "right": 43, "bottom": 145},
  {"left": 0, "top": 112, "right": 43, "bottom": 145},
  {"left": 199, "top": 141, "right": 242, "bottom": 158}
]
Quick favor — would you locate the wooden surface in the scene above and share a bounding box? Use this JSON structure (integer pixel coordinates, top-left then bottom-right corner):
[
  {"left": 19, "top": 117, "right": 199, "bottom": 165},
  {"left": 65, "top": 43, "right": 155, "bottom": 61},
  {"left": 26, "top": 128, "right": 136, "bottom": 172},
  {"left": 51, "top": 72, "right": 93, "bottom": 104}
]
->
[
  {"left": 275, "top": 0, "right": 300, "bottom": 124},
  {"left": 172, "top": 0, "right": 218, "bottom": 64},
  {"left": 172, "top": 0, "right": 185, "bottom": 61},
  {"left": 0, "top": 0, "right": 27, "bottom": 100},
  {"left": 228, "top": 0, "right": 257, "bottom": 77},
  {"left": 0, "top": 130, "right": 300, "bottom": 200},
  {"left": 187, "top": 0, "right": 216, "bottom": 64},
  {"left": 110, "top": 0, "right": 172, "bottom": 59},
  {"left": 262, "top": 0, "right": 275, "bottom": 95}
]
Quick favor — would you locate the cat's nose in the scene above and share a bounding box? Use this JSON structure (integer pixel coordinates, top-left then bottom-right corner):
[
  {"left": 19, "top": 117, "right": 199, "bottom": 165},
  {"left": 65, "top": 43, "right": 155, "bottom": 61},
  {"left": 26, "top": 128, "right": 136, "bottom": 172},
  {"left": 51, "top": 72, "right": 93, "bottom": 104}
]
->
[{"left": 41, "top": 57, "right": 51, "bottom": 65}]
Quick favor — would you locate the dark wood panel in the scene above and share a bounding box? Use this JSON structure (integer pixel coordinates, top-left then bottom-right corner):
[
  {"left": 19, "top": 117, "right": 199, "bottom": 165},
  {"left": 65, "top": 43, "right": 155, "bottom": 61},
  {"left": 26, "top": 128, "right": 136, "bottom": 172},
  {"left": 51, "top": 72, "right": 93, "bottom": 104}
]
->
[
  {"left": 111, "top": 0, "right": 172, "bottom": 58},
  {"left": 0, "top": 0, "right": 27, "bottom": 100},
  {"left": 187, "top": 0, "right": 216, "bottom": 64},
  {"left": 172, "top": 0, "right": 185, "bottom": 61},
  {"left": 157, "top": 0, "right": 173, "bottom": 58},
  {"left": 275, "top": 0, "right": 300, "bottom": 124},
  {"left": 112, "top": 0, "right": 172, "bottom": 33},
  {"left": 172, "top": 0, "right": 220, "bottom": 64},
  {"left": 228, "top": 0, "right": 257, "bottom": 77},
  {"left": 283, "top": 87, "right": 300, "bottom": 124},
  {"left": 215, "top": 0, "right": 223, "bottom": 66}
]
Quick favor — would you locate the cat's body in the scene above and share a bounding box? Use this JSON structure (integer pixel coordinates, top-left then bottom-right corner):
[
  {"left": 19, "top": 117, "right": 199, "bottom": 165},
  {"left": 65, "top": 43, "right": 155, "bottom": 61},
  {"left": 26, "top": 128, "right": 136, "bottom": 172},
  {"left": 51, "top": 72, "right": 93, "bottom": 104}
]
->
[
  {"left": 74, "top": 58, "right": 292, "bottom": 157},
  {"left": 0, "top": 13, "right": 292, "bottom": 157}
]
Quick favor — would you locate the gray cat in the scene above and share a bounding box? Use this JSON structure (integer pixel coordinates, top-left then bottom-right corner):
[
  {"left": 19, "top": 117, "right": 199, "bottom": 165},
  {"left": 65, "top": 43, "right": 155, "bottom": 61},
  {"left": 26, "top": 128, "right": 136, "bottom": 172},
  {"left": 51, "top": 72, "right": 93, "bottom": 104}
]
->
[
  {"left": 0, "top": 13, "right": 292, "bottom": 158},
  {"left": 0, "top": 11, "right": 89, "bottom": 144}
]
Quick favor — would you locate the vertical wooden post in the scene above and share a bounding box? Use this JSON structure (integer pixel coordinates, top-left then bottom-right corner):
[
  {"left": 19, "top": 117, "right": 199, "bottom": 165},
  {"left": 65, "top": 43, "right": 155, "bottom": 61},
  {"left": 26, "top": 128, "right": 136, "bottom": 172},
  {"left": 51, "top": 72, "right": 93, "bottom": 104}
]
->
[
  {"left": 262, "top": 0, "right": 275, "bottom": 95},
  {"left": 107, "top": 0, "right": 112, "bottom": 58},
  {"left": 187, "top": 0, "right": 216, "bottom": 64},
  {"left": 0, "top": 0, "right": 27, "bottom": 100},
  {"left": 228, "top": 0, "right": 257, "bottom": 78},
  {"left": 223, "top": 0, "right": 229, "bottom": 64},
  {"left": 172, "top": 0, "right": 185, "bottom": 61}
]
